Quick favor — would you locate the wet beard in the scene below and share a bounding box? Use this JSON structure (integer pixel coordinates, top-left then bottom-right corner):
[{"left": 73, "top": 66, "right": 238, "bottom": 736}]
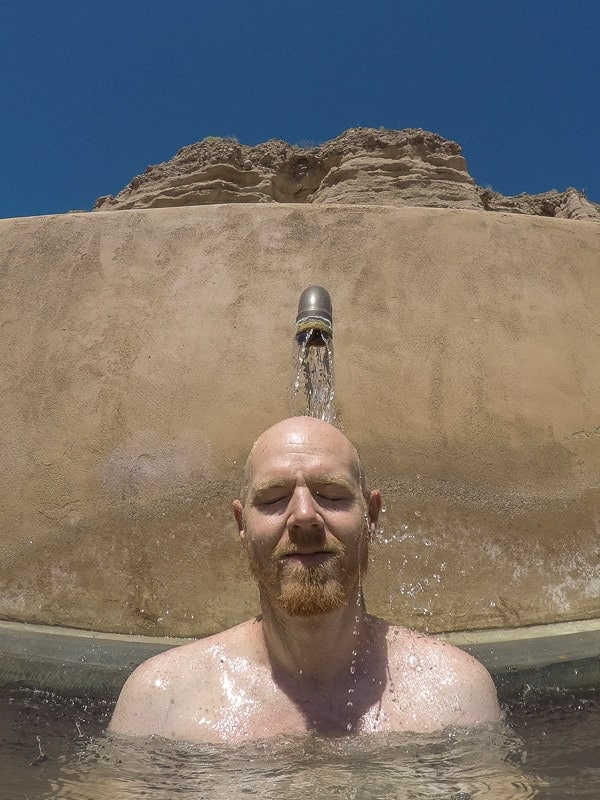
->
[
  {"left": 248, "top": 541, "right": 366, "bottom": 617},
  {"left": 276, "top": 561, "right": 348, "bottom": 616}
]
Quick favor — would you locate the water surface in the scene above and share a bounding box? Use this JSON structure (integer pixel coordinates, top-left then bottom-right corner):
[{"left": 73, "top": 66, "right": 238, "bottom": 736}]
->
[{"left": 2, "top": 687, "right": 598, "bottom": 799}]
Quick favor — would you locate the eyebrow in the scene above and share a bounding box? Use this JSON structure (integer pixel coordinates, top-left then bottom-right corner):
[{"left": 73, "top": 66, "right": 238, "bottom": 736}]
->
[
  {"left": 310, "top": 474, "right": 357, "bottom": 491},
  {"left": 251, "top": 474, "right": 357, "bottom": 496}
]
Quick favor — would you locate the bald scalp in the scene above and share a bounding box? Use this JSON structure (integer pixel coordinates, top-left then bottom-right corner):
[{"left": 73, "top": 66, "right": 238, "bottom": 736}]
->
[{"left": 238, "top": 417, "right": 369, "bottom": 504}]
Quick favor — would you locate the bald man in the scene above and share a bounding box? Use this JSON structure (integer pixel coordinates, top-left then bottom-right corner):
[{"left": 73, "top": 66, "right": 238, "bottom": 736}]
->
[{"left": 109, "top": 417, "right": 501, "bottom": 742}]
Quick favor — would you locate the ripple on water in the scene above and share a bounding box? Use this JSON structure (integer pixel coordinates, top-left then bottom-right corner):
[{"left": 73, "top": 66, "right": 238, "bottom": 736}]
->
[
  {"left": 47, "top": 723, "right": 540, "bottom": 799},
  {"left": 2, "top": 688, "right": 600, "bottom": 799}
]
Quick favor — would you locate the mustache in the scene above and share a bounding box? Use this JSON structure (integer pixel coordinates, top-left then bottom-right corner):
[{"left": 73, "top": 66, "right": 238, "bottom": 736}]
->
[{"left": 271, "top": 537, "right": 346, "bottom": 561}]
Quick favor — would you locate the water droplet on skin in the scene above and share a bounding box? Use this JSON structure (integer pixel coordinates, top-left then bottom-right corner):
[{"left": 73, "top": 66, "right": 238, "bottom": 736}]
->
[
  {"left": 346, "top": 723, "right": 353, "bottom": 731},
  {"left": 347, "top": 701, "right": 353, "bottom": 708},
  {"left": 350, "top": 665, "right": 356, "bottom": 675}
]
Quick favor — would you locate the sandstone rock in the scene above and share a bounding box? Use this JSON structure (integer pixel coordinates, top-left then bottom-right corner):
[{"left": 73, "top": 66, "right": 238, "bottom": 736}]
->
[
  {"left": 311, "top": 128, "right": 482, "bottom": 209},
  {"left": 93, "top": 128, "right": 483, "bottom": 212},
  {"left": 94, "top": 127, "right": 600, "bottom": 222},
  {"left": 480, "top": 186, "right": 600, "bottom": 221}
]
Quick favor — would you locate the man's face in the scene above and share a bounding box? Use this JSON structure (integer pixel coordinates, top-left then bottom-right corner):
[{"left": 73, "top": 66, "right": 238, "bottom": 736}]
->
[{"left": 233, "top": 419, "right": 380, "bottom": 617}]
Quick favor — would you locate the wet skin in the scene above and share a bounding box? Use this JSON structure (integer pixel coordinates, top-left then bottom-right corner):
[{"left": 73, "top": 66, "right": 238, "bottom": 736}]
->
[
  {"left": 234, "top": 415, "right": 380, "bottom": 622},
  {"left": 110, "top": 417, "right": 502, "bottom": 743}
]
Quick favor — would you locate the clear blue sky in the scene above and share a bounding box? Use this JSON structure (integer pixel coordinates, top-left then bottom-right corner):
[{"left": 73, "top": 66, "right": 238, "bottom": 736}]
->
[{"left": 2, "top": 1, "right": 599, "bottom": 219}]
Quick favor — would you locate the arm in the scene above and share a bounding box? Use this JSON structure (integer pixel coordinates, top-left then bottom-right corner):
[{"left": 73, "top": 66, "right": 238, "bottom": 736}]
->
[
  {"left": 448, "top": 649, "right": 503, "bottom": 726},
  {"left": 109, "top": 658, "right": 173, "bottom": 738},
  {"left": 424, "top": 640, "right": 502, "bottom": 728},
  {"left": 386, "top": 628, "right": 503, "bottom": 732}
]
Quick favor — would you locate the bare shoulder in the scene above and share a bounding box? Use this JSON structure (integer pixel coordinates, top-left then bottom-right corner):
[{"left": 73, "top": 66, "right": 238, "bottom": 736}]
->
[
  {"left": 109, "top": 618, "right": 262, "bottom": 738},
  {"left": 378, "top": 620, "right": 502, "bottom": 728}
]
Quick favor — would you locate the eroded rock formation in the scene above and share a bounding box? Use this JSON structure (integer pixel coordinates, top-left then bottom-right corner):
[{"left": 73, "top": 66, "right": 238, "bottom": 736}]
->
[
  {"left": 480, "top": 186, "right": 600, "bottom": 221},
  {"left": 94, "top": 127, "right": 600, "bottom": 222}
]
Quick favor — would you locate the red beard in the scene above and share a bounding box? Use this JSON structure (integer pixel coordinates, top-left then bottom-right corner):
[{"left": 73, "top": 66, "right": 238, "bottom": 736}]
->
[{"left": 248, "top": 535, "right": 367, "bottom": 616}]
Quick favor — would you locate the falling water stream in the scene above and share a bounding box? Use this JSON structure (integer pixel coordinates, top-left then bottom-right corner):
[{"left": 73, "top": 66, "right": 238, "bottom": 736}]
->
[
  {"left": 290, "top": 284, "right": 337, "bottom": 423},
  {"left": 290, "top": 332, "right": 336, "bottom": 423}
]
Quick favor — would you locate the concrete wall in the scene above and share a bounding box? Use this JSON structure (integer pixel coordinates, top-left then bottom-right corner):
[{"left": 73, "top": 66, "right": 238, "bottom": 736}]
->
[{"left": 1, "top": 204, "right": 598, "bottom": 636}]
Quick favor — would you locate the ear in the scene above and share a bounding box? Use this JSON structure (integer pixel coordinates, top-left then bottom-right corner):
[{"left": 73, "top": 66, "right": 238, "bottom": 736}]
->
[
  {"left": 367, "top": 490, "right": 382, "bottom": 535},
  {"left": 232, "top": 499, "right": 245, "bottom": 541}
]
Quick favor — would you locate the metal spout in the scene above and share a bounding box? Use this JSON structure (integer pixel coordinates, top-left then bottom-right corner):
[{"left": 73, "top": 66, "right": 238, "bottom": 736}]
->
[{"left": 295, "top": 285, "right": 333, "bottom": 345}]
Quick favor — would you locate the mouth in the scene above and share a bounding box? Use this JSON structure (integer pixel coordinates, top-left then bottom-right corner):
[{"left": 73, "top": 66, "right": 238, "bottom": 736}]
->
[{"left": 281, "top": 551, "right": 335, "bottom": 568}]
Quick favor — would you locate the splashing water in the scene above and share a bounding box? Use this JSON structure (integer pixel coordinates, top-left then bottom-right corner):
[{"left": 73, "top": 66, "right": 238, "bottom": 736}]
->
[{"left": 290, "top": 330, "right": 336, "bottom": 423}]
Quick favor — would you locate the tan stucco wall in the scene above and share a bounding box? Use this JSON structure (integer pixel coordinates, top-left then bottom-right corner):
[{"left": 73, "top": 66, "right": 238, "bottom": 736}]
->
[{"left": 1, "top": 205, "right": 598, "bottom": 636}]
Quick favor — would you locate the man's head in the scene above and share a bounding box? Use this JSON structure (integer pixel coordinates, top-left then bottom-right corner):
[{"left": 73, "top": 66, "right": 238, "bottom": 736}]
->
[{"left": 233, "top": 417, "right": 381, "bottom": 617}]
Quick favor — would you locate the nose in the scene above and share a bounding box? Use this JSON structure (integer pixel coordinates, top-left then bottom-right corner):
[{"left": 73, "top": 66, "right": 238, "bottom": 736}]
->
[{"left": 287, "top": 487, "right": 324, "bottom": 542}]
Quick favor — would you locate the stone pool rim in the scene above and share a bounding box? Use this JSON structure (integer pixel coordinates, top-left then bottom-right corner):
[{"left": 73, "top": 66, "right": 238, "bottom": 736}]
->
[{"left": 1, "top": 617, "right": 598, "bottom": 702}]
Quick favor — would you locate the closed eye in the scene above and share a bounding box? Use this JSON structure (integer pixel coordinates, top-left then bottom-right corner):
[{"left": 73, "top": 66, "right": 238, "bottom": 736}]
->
[
  {"left": 251, "top": 489, "right": 291, "bottom": 507},
  {"left": 258, "top": 495, "right": 288, "bottom": 506},
  {"left": 313, "top": 488, "right": 353, "bottom": 504},
  {"left": 314, "top": 477, "right": 353, "bottom": 495}
]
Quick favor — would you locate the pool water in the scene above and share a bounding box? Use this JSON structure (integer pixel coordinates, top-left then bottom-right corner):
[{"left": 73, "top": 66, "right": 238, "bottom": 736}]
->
[{"left": 1, "top": 687, "right": 598, "bottom": 799}]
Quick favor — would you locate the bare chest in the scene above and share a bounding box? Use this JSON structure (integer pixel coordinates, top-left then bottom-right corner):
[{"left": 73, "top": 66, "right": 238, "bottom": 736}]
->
[
  {"left": 171, "top": 679, "right": 414, "bottom": 742},
  {"left": 160, "top": 653, "right": 449, "bottom": 743}
]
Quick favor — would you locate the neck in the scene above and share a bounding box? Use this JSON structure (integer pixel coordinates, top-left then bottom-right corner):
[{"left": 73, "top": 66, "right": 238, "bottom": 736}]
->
[{"left": 259, "top": 589, "right": 371, "bottom": 684}]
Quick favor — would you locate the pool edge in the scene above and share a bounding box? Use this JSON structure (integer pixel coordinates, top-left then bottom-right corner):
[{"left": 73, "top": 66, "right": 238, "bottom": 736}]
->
[{"left": 1, "top": 618, "right": 598, "bottom": 701}]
